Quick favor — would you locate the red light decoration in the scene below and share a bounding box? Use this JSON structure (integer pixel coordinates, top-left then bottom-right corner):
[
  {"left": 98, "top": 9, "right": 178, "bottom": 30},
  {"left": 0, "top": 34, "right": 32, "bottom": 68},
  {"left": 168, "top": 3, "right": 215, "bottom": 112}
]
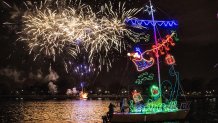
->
[
  {"left": 128, "top": 33, "right": 176, "bottom": 71},
  {"left": 143, "top": 33, "right": 175, "bottom": 58},
  {"left": 151, "top": 34, "right": 175, "bottom": 57},
  {"left": 165, "top": 54, "right": 176, "bottom": 65},
  {"left": 153, "top": 89, "right": 159, "bottom": 95}
]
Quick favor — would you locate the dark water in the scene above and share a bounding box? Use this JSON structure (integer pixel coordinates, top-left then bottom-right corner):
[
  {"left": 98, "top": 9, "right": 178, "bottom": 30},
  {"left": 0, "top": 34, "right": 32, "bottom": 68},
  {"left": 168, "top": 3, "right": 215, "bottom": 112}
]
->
[
  {"left": 188, "top": 98, "right": 218, "bottom": 122},
  {"left": 0, "top": 98, "right": 218, "bottom": 123}
]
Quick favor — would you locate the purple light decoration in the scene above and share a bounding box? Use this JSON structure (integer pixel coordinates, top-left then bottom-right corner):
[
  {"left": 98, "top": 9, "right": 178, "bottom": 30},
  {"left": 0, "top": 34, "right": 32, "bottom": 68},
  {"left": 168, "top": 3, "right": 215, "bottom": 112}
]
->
[{"left": 149, "top": 0, "right": 162, "bottom": 93}]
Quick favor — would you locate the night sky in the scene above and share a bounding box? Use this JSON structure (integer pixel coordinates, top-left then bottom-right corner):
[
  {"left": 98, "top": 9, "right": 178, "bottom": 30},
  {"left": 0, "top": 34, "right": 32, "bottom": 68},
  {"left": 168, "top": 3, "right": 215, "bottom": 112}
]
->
[{"left": 0, "top": 0, "right": 218, "bottom": 93}]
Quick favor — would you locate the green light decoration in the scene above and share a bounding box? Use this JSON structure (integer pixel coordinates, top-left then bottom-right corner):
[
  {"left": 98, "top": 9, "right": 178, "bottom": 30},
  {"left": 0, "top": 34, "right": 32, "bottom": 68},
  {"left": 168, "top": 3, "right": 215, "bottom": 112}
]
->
[
  {"left": 149, "top": 85, "right": 162, "bottom": 108},
  {"left": 135, "top": 72, "right": 154, "bottom": 85},
  {"left": 171, "top": 31, "right": 179, "bottom": 42},
  {"left": 150, "top": 85, "right": 160, "bottom": 98},
  {"left": 129, "top": 84, "right": 178, "bottom": 114},
  {"left": 140, "top": 34, "right": 150, "bottom": 42},
  {"left": 129, "top": 100, "right": 178, "bottom": 114}
]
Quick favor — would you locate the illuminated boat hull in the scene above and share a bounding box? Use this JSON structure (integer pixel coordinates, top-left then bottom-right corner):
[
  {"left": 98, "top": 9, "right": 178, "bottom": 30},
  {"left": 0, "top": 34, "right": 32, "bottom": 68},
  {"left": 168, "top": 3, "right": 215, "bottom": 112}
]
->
[{"left": 111, "top": 109, "right": 189, "bottom": 122}]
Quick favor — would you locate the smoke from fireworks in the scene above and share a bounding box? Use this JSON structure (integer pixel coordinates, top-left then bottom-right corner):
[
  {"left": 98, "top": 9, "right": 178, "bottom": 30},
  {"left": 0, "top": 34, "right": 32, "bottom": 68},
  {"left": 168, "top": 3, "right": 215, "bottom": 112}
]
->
[
  {"left": 48, "top": 82, "right": 58, "bottom": 94},
  {"left": 0, "top": 67, "right": 25, "bottom": 83}
]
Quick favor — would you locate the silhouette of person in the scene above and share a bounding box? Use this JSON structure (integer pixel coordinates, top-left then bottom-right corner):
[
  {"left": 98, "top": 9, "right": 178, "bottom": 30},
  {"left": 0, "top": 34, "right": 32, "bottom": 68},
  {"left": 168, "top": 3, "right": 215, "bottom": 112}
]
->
[
  {"left": 108, "top": 103, "right": 115, "bottom": 121},
  {"left": 120, "top": 99, "right": 125, "bottom": 113}
]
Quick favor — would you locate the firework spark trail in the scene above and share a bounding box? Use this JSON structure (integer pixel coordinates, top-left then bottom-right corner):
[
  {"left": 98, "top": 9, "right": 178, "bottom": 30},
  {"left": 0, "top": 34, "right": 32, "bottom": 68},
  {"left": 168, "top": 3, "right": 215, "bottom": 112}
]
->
[
  {"left": 82, "top": 2, "right": 143, "bottom": 71},
  {"left": 6, "top": 0, "right": 143, "bottom": 71},
  {"left": 20, "top": 9, "right": 77, "bottom": 60},
  {"left": 18, "top": 0, "right": 92, "bottom": 61}
]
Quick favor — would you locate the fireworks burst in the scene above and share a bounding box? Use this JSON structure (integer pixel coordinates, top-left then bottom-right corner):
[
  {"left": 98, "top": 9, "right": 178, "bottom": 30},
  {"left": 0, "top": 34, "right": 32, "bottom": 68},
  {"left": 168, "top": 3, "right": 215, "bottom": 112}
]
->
[
  {"left": 17, "top": 0, "right": 92, "bottom": 61},
  {"left": 67, "top": 56, "right": 98, "bottom": 83},
  {"left": 82, "top": 2, "right": 143, "bottom": 71},
  {"left": 73, "top": 63, "right": 96, "bottom": 77},
  {"left": 4, "top": 0, "right": 143, "bottom": 71}
]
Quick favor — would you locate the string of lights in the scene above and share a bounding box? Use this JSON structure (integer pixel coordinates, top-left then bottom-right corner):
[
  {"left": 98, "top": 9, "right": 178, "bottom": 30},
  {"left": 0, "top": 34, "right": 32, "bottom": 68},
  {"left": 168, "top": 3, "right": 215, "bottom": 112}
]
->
[{"left": 125, "top": 18, "right": 178, "bottom": 28}]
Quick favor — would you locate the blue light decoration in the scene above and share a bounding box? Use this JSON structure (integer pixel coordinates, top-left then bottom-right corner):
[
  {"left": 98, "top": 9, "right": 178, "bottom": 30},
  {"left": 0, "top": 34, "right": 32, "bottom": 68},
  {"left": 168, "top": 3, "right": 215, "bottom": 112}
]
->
[
  {"left": 127, "top": 47, "right": 154, "bottom": 72},
  {"left": 133, "top": 58, "right": 154, "bottom": 72},
  {"left": 125, "top": 18, "right": 178, "bottom": 28},
  {"left": 135, "top": 47, "right": 142, "bottom": 54},
  {"left": 169, "top": 65, "right": 180, "bottom": 99}
]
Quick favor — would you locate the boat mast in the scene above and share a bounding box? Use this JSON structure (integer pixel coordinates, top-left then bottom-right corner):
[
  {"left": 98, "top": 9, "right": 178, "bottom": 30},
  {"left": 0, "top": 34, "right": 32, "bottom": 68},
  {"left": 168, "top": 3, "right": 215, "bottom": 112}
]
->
[{"left": 149, "top": 0, "right": 162, "bottom": 94}]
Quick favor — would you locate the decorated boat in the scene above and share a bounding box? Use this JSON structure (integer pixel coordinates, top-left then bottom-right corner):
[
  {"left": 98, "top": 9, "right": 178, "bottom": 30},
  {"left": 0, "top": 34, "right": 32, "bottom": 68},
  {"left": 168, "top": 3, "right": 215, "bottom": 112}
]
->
[{"left": 103, "top": 0, "right": 190, "bottom": 122}]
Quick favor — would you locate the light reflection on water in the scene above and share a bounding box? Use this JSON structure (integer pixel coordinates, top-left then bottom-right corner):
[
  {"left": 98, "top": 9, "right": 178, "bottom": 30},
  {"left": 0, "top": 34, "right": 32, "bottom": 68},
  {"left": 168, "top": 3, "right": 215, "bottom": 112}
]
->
[
  {"left": 0, "top": 99, "right": 218, "bottom": 123},
  {"left": 0, "top": 100, "right": 118, "bottom": 123}
]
